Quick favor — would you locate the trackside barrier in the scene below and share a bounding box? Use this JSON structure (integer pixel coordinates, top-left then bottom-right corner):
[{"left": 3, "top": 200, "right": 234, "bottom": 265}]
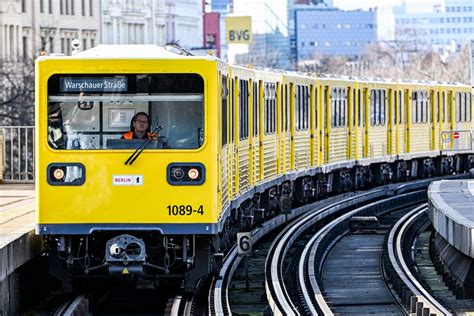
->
[
  {"left": 0, "top": 126, "right": 35, "bottom": 183},
  {"left": 440, "top": 130, "right": 473, "bottom": 152}
]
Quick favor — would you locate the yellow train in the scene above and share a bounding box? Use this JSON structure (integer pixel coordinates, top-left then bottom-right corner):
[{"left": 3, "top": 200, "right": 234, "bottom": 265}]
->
[{"left": 35, "top": 45, "right": 473, "bottom": 291}]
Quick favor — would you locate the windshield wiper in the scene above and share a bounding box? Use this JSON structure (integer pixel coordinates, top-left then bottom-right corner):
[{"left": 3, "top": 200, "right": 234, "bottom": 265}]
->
[{"left": 124, "top": 125, "right": 162, "bottom": 165}]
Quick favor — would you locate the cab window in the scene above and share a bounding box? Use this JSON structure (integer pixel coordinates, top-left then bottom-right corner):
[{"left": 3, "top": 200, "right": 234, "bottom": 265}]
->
[{"left": 47, "top": 74, "right": 204, "bottom": 150}]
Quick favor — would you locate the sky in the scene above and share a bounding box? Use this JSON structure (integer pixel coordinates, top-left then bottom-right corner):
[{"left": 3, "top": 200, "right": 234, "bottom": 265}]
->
[{"left": 333, "top": 0, "right": 443, "bottom": 12}]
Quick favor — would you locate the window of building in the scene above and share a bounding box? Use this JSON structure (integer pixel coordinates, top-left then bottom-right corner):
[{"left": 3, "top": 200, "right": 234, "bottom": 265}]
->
[
  {"left": 49, "top": 37, "right": 54, "bottom": 52},
  {"left": 336, "top": 23, "right": 342, "bottom": 29},
  {"left": 49, "top": 0, "right": 53, "bottom": 13},
  {"left": 90, "top": 0, "right": 93, "bottom": 16},
  {"left": 22, "top": 36, "right": 28, "bottom": 60},
  {"left": 40, "top": 0, "right": 44, "bottom": 13},
  {"left": 22, "top": 0, "right": 26, "bottom": 12}
]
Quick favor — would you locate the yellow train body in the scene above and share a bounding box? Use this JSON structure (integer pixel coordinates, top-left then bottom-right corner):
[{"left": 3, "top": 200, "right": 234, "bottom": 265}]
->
[{"left": 35, "top": 45, "right": 473, "bottom": 289}]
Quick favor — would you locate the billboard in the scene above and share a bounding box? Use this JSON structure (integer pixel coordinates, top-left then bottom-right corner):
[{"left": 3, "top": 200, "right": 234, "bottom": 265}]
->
[
  {"left": 212, "top": 0, "right": 232, "bottom": 13},
  {"left": 226, "top": 16, "right": 252, "bottom": 44}
]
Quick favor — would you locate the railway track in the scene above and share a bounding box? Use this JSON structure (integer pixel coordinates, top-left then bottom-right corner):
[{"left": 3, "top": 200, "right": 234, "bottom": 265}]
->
[
  {"left": 36, "top": 175, "right": 470, "bottom": 315},
  {"left": 211, "top": 175, "right": 468, "bottom": 315}
]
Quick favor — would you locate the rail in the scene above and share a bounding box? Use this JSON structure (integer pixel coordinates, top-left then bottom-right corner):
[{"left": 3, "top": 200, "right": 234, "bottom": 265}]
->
[
  {"left": 0, "top": 126, "right": 34, "bottom": 183},
  {"left": 387, "top": 205, "right": 452, "bottom": 315}
]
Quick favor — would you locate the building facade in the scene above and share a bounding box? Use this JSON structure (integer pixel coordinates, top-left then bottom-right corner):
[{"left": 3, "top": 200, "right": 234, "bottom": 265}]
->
[
  {"left": 101, "top": 0, "right": 203, "bottom": 49},
  {"left": 394, "top": 0, "right": 474, "bottom": 51},
  {"left": 294, "top": 7, "right": 377, "bottom": 60},
  {"left": 0, "top": 0, "right": 100, "bottom": 60}
]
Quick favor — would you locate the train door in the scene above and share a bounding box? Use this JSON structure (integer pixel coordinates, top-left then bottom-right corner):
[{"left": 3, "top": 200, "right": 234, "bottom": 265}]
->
[
  {"left": 318, "top": 84, "right": 325, "bottom": 165},
  {"left": 229, "top": 77, "right": 237, "bottom": 198},
  {"left": 348, "top": 86, "right": 355, "bottom": 160},
  {"left": 355, "top": 87, "right": 363, "bottom": 160},
  {"left": 396, "top": 89, "right": 406, "bottom": 155},
  {"left": 283, "top": 84, "right": 291, "bottom": 172},
  {"left": 440, "top": 90, "right": 450, "bottom": 135},
  {"left": 312, "top": 85, "right": 320, "bottom": 166},
  {"left": 277, "top": 83, "right": 283, "bottom": 173},
  {"left": 324, "top": 85, "right": 330, "bottom": 163},
  {"left": 261, "top": 82, "right": 278, "bottom": 180},
  {"left": 251, "top": 81, "right": 261, "bottom": 185},
  {"left": 388, "top": 88, "right": 395, "bottom": 156},
  {"left": 404, "top": 89, "right": 411, "bottom": 153},
  {"left": 363, "top": 87, "right": 369, "bottom": 158},
  {"left": 219, "top": 73, "right": 229, "bottom": 210},
  {"left": 279, "top": 83, "right": 291, "bottom": 173},
  {"left": 237, "top": 78, "right": 250, "bottom": 194},
  {"left": 220, "top": 74, "right": 232, "bottom": 207}
]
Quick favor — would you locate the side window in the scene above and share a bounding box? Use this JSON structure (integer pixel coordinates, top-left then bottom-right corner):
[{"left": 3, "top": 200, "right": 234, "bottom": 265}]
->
[
  {"left": 314, "top": 87, "right": 318, "bottom": 129},
  {"left": 412, "top": 91, "right": 417, "bottom": 124},
  {"left": 253, "top": 81, "right": 259, "bottom": 137},
  {"left": 239, "top": 79, "right": 249, "bottom": 140},
  {"left": 398, "top": 90, "right": 403, "bottom": 124},
  {"left": 370, "top": 89, "right": 376, "bottom": 126},
  {"left": 358, "top": 89, "right": 361, "bottom": 127},
  {"left": 221, "top": 75, "right": 228, "bottom": 146},
  {"left": 352, "top": 88, "right": 356, "bottom": 127},
  {"left": 264, "top": 83, "right": 276, "bottom": 134},
  {"left": 306, "top": 86, "right": 310, "bottom": 129},
  {"left": 442, "top": 92, "right": 446, "bottom": 122},
  {"left": 295, "top": 85, "right": 300, "bottom": 130},
  {"left": 468, "top": 93, "right": 472, "bottom": 122},
  {"left": 280, "top": 84, "right": 284, "bottom": 132}
]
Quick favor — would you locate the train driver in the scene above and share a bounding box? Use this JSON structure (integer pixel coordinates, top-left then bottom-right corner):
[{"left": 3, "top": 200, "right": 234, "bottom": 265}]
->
[{"left": 121, "top": 112, "right": 155, "bottom": 140}]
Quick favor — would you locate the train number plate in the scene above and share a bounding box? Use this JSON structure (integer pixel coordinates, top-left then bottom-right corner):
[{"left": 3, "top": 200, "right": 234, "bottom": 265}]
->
[{"left": 167, "top": 205, "right": 204, "bottom": 216}]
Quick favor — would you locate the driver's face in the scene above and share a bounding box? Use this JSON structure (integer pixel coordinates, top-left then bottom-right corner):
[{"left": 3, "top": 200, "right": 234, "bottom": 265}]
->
[{"left": 133, "top": 114, "right": 149, "bottom": 132}]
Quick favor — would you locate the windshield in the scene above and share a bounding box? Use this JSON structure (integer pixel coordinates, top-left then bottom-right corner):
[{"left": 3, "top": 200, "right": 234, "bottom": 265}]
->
[{"left": 47, "top": 74, "right": 204, "bottom": 150}]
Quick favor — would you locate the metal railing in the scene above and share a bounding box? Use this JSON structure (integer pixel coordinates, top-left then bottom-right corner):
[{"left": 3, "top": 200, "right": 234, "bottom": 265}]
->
[
  {"left": 0, "top": 126, "right": 35, "bottom": 183},
  {"left": 440, "top": 130, "right": 474, "bottom": 152}
]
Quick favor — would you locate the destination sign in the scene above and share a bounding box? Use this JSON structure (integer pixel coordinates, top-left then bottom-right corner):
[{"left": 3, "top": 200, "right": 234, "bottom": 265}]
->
[{"left": 60, "top": 77, "right": 128, "bottom": 92}]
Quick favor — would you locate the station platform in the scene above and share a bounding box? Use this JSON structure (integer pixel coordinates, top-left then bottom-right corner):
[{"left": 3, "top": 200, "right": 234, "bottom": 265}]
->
[
  {"left": 0, "top": 184, "right": 42, "bottom": 314},
  {"left": 428, "top": 179, "right": 474, "bottom": 299},
  {"left": 428, "top": 180, "right": 474, "bottom": 258}
]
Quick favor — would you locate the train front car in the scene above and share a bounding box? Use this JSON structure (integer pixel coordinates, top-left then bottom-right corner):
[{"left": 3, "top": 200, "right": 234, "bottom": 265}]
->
[{"left": 35, "top": 45, "right": 219, "bottom": 291}]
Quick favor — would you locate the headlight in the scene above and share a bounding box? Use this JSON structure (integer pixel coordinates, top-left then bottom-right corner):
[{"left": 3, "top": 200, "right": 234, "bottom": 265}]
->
[
  {"left": 167, "top": 163, "right": 205, "bottom": 185},
  {"left": 47, "top": 163, "right": 85, "bottom": 185}
]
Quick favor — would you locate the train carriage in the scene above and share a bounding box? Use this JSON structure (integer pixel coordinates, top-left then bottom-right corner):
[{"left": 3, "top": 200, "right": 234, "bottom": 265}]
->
[{"left": 35, "top": 45, "right": 474, "bottom": 292}]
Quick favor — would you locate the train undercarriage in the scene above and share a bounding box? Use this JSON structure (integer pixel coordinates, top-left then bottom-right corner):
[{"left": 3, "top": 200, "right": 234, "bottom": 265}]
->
[{"left": 47, "top": 154, "right": 474, "bottom": 293}]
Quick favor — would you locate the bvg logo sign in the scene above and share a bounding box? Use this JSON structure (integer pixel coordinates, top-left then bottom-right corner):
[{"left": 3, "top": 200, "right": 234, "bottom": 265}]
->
[{"left": 226, "top": 16, "right": 252, "bottom": 44}]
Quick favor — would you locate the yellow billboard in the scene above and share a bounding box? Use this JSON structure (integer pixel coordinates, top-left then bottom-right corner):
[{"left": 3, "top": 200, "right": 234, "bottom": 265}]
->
[{"left": 226, "top": 16, "right": 252, "bottom": 44}]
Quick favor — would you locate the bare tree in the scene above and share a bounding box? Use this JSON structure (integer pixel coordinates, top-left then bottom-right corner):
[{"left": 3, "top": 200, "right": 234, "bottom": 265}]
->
[{"left": 0, "top": 59, "right": 35, "bottom": 126}]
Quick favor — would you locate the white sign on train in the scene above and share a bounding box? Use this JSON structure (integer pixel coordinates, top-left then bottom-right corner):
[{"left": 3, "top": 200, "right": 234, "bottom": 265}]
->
[{"left": 113, "top": 175, "right": 143, "bottom": 186}]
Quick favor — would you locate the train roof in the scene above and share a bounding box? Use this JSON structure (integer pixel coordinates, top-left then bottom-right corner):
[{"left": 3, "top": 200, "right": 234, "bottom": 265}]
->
[{"left": 42, "top": 44, "right": 217, "bottom": 60}]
